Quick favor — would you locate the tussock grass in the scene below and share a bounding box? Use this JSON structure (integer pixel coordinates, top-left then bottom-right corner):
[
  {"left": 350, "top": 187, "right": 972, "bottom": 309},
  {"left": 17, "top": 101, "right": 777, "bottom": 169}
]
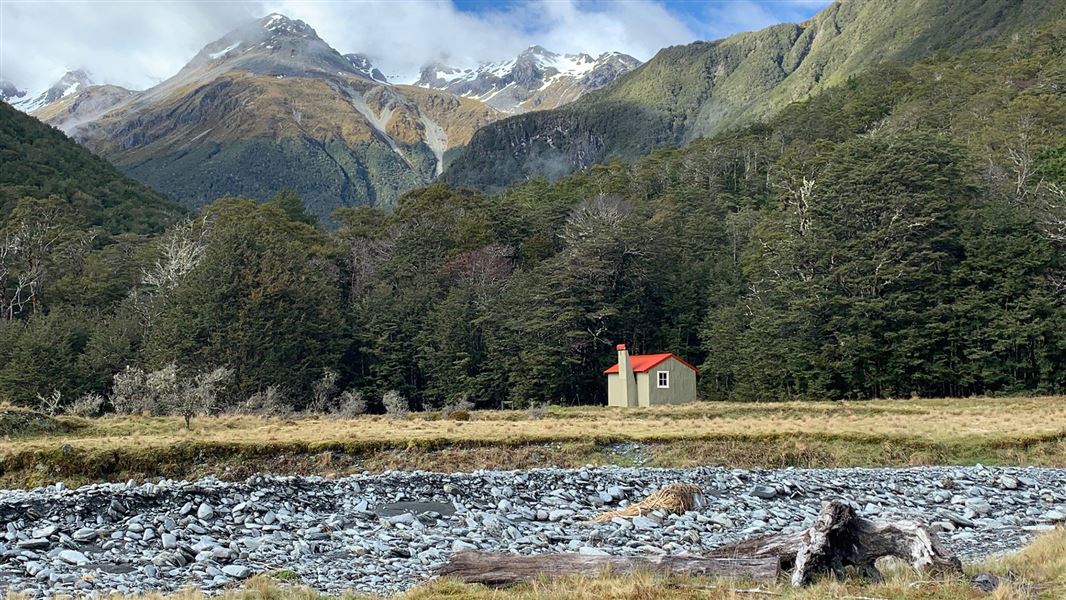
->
[
  {"left": 9, "top": 528, "right": 1064, "bottom": 599},
  {"left": 2, "top": 397, "right": 1065, "bottom": 487}
]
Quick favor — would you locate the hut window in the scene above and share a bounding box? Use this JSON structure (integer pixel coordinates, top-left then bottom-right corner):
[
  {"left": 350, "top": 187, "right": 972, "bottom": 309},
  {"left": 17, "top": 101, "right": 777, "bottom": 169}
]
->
[{"left": 657, "top": 371, "right": 669, "bottom": 388}]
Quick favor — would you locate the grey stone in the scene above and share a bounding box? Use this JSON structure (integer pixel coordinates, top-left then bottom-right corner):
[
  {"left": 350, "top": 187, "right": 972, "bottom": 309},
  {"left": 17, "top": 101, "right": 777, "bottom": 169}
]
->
[
  {"left": 221, "top": 564, "right": 251, "bottom": 579},
  {"left": 58, "top": 550, "right": 89, "bottom": 565},
  {"left": 632, "top": 516, "right": 659, "bottom": 530},
  {"left": 548, "top": 509, "right": 574, "bottom": 522},
  {"left": 749, "top": 486, "right": 777, "bottom": 500},
  {"left": 197, "top": 503, "right": 215, "bottom": 520}
]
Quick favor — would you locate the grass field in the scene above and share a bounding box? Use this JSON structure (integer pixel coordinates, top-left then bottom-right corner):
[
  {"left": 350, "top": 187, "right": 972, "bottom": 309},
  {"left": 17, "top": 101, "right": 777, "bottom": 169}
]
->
[
  {"left": 2, "top": 396, "right": 1065, "bottom": 487},
  {"left": 9, "top": 527, "right": 1065, "bottom": 599}
]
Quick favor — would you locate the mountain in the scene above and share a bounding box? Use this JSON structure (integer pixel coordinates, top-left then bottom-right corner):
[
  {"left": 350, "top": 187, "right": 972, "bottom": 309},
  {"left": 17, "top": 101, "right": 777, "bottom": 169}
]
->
[
  {"left": 32, "top": 84, "right": 136, "bottom": 134},
  {"left": 443, "top": 0, "right": 1066, "bottom": 190},
  {"left": 0, "top": 101, "right": 180, "bottom": 234},
  {"left": 15, "top": 69, "right": 94, "bottom": 113},
  {"left": 0, "top": 80, "right": 26, "bottom": 104},
  {"left": 32, "top": 14, "right": 502, "bottom": 220},
  {"left": 345, "top": 53, "right": 388, "bottom": 83},
  {"left": 415, "top": 46, "right": 640, "bottom": 113}
]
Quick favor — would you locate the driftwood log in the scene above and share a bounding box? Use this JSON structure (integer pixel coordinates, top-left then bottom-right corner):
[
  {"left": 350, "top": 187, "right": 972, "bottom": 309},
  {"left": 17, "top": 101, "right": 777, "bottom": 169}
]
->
[
  {"left": 436, "top": 500, "right": 961, "bottom": 587},
  {"left": 437, "top": 553, "right": 781, "bottom": 585}
]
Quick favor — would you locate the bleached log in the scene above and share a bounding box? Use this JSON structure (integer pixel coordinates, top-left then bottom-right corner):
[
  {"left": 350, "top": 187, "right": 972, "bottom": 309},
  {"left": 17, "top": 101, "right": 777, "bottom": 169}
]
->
[
  {"left": 436, "top": 552, "right": 781, "bottom": 586},
  {"left": 436, "top": 501, "right": 961, "bottom": 588}
]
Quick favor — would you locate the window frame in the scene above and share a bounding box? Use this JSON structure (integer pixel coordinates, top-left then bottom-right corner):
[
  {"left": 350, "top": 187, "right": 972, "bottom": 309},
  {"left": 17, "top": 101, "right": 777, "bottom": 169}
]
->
[{"left": 657, "top": 370, "right": 670, "bottom": 389}]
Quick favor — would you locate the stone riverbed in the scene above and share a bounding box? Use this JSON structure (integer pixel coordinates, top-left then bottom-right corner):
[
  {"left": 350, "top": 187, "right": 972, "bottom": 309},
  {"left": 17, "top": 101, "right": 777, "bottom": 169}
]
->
[{"left": 2, "top": 465, "right": 1065, "bottom": 597}]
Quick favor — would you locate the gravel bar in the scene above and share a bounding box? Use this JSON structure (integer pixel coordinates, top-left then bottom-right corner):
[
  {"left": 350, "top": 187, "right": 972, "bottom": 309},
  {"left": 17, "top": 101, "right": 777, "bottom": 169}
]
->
[{"left": 2, "top": 465, "right": 1065, "bottom": 597}]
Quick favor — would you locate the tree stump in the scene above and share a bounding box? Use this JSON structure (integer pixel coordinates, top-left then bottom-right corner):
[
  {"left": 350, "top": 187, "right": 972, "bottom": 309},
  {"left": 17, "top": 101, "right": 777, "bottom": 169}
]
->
[
  {"left": 707, "top": 500, "right": 961, "bottom": 586},
  {"left": 435, "top": 500, "right": 961, "bottom": 587}
]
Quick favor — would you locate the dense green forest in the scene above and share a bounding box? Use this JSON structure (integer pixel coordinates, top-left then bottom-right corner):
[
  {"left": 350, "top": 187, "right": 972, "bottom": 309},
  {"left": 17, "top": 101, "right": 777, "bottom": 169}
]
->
[{"left": 1, "top": 21, "right": 1064, "bottom": 412}]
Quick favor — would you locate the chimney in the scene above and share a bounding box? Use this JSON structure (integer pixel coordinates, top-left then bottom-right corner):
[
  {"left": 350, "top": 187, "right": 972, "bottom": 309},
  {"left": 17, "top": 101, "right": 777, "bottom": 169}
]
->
[{"left": 616, "top": 343, "right": 637, "bottom": 407}]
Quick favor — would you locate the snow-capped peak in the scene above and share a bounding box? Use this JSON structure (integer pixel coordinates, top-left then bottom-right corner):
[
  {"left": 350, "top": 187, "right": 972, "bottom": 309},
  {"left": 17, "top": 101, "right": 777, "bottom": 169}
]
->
[
  {"left": 14, "top": 69, "right": 94, "bottom": 113},
  {"left": 1, "top": 80, "right": 27, "bottom": 104},
  {"left": 414, "top": 47, "right": 640, "bottom": 113}
]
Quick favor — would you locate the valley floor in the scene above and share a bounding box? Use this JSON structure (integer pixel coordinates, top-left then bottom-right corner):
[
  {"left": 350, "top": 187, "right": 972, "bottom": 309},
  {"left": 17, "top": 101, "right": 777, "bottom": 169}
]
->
[
  {"left": 2, "top": 397, "right": 1065, "bottom": 598},
  {"left": 3, "top": 465, "right": 1065, "bottom": 598},
  {"left": 2, "top": 396, "right": 1066, "bottom": 488}
]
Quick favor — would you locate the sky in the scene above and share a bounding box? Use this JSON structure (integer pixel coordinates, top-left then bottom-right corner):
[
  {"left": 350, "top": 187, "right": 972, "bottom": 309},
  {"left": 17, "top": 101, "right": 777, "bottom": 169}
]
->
[{"left": 0, "top": 0, "right": 830, "bottom": 95}]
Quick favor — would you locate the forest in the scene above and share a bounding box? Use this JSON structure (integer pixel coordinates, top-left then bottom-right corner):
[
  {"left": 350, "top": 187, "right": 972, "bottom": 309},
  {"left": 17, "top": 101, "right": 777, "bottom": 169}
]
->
[{"left": 1, "top": 22, "right": 1064, "bottom": 414}]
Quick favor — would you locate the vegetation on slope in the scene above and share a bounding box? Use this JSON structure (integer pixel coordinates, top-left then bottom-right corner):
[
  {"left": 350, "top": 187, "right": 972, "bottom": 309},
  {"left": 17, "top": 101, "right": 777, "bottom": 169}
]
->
[
  {"left": 0, "top": 101, "right": 180, "bottom": 233},
  {"left": 443, "top": 0, "right": 1066, "bottom": 190}
]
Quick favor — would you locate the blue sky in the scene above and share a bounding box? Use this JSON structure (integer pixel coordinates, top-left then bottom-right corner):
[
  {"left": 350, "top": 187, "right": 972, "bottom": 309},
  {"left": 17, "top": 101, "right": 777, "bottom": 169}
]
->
[
  {"left": 2, "top": 0, "right": 833, "bottom": 94},
  {"left": 450, "top": 0, "right": 831, "bottom": 40}
]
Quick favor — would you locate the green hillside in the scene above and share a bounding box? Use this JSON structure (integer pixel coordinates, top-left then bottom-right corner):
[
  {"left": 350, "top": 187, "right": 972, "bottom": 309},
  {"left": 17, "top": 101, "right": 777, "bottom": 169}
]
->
[
  {"left": 443, "top": 0, "right": 1066, "bottom": 190},
  {"left": 0, "top": 101, "right": 181, "bottom": 233}
]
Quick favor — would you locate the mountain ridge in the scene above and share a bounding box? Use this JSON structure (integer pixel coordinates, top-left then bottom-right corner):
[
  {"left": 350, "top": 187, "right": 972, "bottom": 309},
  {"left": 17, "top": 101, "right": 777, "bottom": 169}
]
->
[
  {"left": 442, "top": 0, "right": 1066, "bottom": 190},
  {"left": 28, "top": 14, "right": 503, "bottom": 219},
  {"left": 415, "top": 45, "right": 640, "bottom": 113}
]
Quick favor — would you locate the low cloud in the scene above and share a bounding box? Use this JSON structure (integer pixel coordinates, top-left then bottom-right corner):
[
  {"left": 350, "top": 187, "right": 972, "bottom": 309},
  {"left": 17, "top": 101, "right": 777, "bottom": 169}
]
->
[{"left": 0, "top": 0, "right": 827, "bottom": 95}]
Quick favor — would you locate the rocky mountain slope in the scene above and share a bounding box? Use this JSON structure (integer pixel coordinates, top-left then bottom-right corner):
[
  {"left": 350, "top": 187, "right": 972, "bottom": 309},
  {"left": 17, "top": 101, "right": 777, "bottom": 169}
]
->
[
  {"left": 0, "top": 80, "right": 26, "bottom": 104},
  {"left": 443, "top": 0, "right": 1066, "bottom": 190},
  {"left": 30, "top": 14, "right": 501, "bottom": 219},
  {"left": 13, "top": 70, "right": 94, "bottom": 113},
  {"left": 415, "top": 46, "right": 640, "bottom": 113}
]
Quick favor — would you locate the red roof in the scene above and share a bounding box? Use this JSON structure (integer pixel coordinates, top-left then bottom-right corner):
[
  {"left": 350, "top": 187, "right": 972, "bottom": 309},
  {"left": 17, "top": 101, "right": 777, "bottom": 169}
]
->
[{"left": 604, "top": 353, "right": 698, "bottom": 374}]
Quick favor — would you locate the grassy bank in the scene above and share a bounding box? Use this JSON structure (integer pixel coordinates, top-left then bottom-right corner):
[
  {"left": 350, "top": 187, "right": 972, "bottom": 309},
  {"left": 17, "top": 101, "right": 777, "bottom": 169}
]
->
[
  {"left": 9, "top": 527, "right": 1065, "bottom": 599},
  {"left": 2, "top": 396, "right": 1065, "bottom": 487}
]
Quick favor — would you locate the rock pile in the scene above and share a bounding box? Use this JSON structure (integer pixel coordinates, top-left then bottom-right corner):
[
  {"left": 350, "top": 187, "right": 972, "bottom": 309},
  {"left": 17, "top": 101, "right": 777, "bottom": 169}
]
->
[{"left": 2, "top": 465, "right": 1064, "bottom": 596}]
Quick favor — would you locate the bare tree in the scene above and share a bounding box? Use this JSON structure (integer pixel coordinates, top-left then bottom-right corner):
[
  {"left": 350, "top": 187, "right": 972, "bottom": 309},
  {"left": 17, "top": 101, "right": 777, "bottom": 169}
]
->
[
  {"left": 141, "top": 219, "right": 211, "bottom": 291},
  {"left": 561, "top": 195, "right": 632, "bottom": 252},
  {"left": 444, "top": 243, "right": 515, "bottom": 305},
  {"left": 132, "top": 218, "right": 211, "bottom": 331},
  {"left": 176, "top": 366, "right": 233, "bottom": 429},
  {"left": 0, "top": 203, "right": 83, "bottom": 320},
  {"left": 342, "top": 228, "right": 398, "bottom": 301}
]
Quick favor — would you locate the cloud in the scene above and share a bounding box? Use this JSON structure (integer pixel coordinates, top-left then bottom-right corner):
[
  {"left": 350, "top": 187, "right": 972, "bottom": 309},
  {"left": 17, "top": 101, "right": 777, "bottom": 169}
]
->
[
  {"left": 1, "top": 1, "right": 257, "bottom": 93},
  {"left": 260, "top": 0, "right": 697, "bottom": 81},
  {"left": 0, "top": 0, "right": 826, "bottom": 95}
]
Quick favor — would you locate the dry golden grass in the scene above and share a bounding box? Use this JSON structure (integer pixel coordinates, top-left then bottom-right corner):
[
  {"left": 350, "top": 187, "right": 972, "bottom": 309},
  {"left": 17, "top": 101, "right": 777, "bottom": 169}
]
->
[
  {"left": 3, "top": 396, "right": 1065, "bottom": 486},
  {"left": 9, "top": 528, "right": 1064, "bottom": 600}
]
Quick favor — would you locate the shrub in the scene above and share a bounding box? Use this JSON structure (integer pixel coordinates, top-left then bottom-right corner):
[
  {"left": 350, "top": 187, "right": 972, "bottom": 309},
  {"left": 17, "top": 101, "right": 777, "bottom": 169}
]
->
[
  {"left": 234, "top": 385, "right": 293, "bottom": 417},
  {"left": 35, "top": 389, "right": 63, "bottom": 416},
  {"left": 309, "top": 368, "right": 339, "bottom": 413},
  {"left": 69, "top": 392, "right": 106, "bottom": 417},
  {"left": 332, "top": 389, "right": 367, "bottom": 419},
  {"left": 526, "top": 403, "right": 549, "bottom": 420},
  {"left": 110, "top": 363, "right": 233, "bottom": 428},
  {"left": 382, "top": 390, "right": 408, "bottom": 419},
  {"left": 177, "top": 366, "right": 233, "bottom": 429},
  {"left": 442, "top": 399, "right": 474, "bottom": 421},
  {"left": 110, "top": 366, "right": 150, "bottom": 415},
  {"left": 446, "top": 409, "right": 471, "bottom": 421}
]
